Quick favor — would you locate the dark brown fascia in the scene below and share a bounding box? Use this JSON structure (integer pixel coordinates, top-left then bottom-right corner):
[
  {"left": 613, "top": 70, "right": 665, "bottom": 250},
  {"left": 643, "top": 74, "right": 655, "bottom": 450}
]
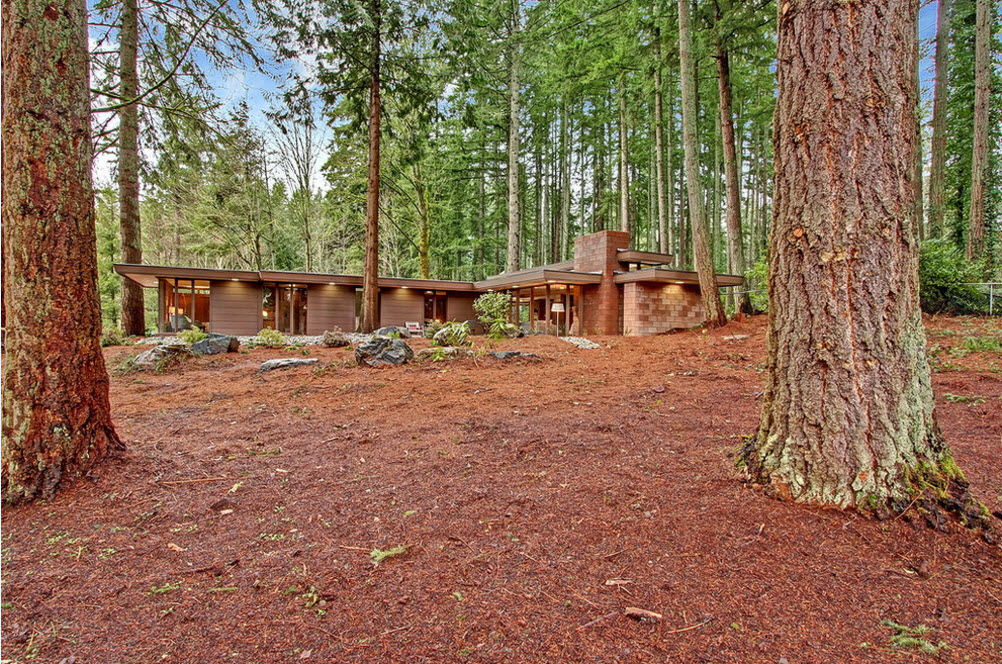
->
[
  {"left": 616, "top": 249, "right": 675, "bottom": 265},
  {"left": 474, "top": 268, "right": 603, "bottom": 291},
  {"left": 613, "top": 268, "right": 744, "bottom": 287}
]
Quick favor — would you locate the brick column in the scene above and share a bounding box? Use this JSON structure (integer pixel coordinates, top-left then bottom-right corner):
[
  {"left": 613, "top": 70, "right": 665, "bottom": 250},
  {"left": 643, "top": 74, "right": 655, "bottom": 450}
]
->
[{"left": 573, "top": 230, "right": 630, "bottom": 335}]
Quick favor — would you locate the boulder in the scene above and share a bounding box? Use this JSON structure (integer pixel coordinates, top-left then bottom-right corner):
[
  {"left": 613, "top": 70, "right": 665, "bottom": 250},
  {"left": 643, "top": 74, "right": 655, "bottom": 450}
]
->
[
  {"left": 323, "top": 329, "right": 351, "bottom": 347},
  {"left": 190, "top": 333, "right": 239, "bottom": 355},
  {"left": 432, "top": 322, "right": 470, "bottom": 347},
  {"left": 355, "top": 337, "right": 414, "bottom": 366},
  {"left": 133, "top": 344, "right": 190, "bottom": 369},
  {"left": 259, "top": 358, "right": 320, "bottom": 372},
  {"left": 373, "top": 326, "right": 411, "bottom": 339},
  {"left": 489, "top": 350, "right": 540, "bottom": 360},
  {"left": 417, "top": 346, "right": 474, "bottom": 361}
]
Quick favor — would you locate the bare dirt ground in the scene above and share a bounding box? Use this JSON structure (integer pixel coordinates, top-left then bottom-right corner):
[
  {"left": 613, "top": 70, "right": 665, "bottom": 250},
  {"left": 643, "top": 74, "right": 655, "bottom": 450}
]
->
[{"left": 2, "top": 314, "right": 1000, "bottom": 663}]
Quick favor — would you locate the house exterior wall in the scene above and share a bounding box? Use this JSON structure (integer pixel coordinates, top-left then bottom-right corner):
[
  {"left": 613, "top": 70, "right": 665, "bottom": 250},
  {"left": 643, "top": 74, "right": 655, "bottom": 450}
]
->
[
  {"left": 622, "top": 282, "right": 704, "bottom": 336},
  {"left": 209, "top": 280, "right": 263, "bottom": 335},
  {"left": 306, "top": 284, "right": 355, "bottom": 335},
  {"left": 573, "top": 230, "right": 630, "bottom": 335},
  {"left": 447, "top": 294, "right": 477, "bottom": 322},
  {"left": 380, "top": 288, "right": 424, "bottom": 327}
]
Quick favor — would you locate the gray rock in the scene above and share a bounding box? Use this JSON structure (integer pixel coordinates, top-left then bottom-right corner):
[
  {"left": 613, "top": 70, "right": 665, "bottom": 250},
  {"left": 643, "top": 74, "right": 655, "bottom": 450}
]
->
[
  {"left": 373, "top": 326, "right": 412, "bottom": 339},
  {"left": 355, "top": 337, "right": 414, "bottom": 366},
  {"left": 190, "top": 333, "right": 239, "bottom": 355},
  {"left": 259, "top": 358, "right": 320, "bottom": 372},
  {"left": 432, "top": 323, "right": 470, "bottom": 347},
  {"left": 133, "top": 344, "right": 191, "bottom": 369},
  {"left": 489, "top": 350, "right": 540, "bottom": 360},
  {"left": 417, "top": 346, "right": 474, "bottom": 360},
  {"left": 322, "top": 329, "right": 351, "bottom": 347},
  {"left": 559, "top": 336, "right": 601, "bottom": 350}
]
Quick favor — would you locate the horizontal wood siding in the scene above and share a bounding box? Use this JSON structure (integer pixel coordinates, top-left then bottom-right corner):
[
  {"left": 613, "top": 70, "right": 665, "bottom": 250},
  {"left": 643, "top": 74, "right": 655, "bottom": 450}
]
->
[
  {"left": 379, "top": 288, "right": 423, "bottom": 327},
  {"left": 447, "top": 294, "right": 478, "bottom": 322},
  {"left": 306, "top": 285, "right": 355, "bottom": 335},
  {"left": 210, "top": 280, "right": 263, "bottom": 335}
]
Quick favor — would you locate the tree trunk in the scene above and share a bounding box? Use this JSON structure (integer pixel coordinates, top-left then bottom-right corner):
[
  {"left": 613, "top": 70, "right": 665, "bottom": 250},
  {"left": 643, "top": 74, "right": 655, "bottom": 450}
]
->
[
  {"left": 742, "top": 0, "right": 979, "bottom": 520},
  {"left": 560, "top": 107, "right": 571, "bottom": 259},
  {"left": 2, "top": 0, "right": 123, "bottom": 503},
  {"left": 654, "top": 39, "right": 669, "bottom": 255},
  {"left": 415, "top": 163, "right": 431, "bottom": 279},
  {"left": 618, "top": 77, "right": 631, "bottom": 234},
  {"left": 927, "top": 0, "right": 949, "bottom": 239},
  {"left": 966, "top": 0, "right": 989, "bottom": 261},
  {"left": 716, "top": 39, "right": 751, "bottom": 315},
  {"left": 118, "top": 0, "right": 144, "bottom": 335},
  {"left": 360, "top": 0, "right": 382, "bottom": 333},
  {"left": 677, "top": 0, "right": 726, "bottom": 326},
  {"left": 505, "top": 8, "right": 522, "bottom": 272}
]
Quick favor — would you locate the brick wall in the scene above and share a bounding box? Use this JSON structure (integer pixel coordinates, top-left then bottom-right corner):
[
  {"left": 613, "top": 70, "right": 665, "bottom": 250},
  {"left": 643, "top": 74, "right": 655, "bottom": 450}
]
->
[
  {"left": 622, "top": 282, "right": 705, "bottom": 336},
  {"left": 573, "top": 231, "right": 629, "bottom": 335}
]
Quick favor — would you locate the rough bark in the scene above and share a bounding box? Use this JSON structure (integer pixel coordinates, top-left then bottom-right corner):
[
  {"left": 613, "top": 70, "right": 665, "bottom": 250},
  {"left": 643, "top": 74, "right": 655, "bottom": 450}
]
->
[
  {"left": 2, "top": 0, "right": 124, "bottom": 503},
  {"left": 966, "top": 0, "right": 989, "bottom": 261},
  {"left": 677, "top": 0, "right": 726, "bottom": 326},
  {"left": 505, "top": 8, "right": 522, "bottom": 272},
  {"left": 927, "top": 0, "right": 949, "bottom": 239},
  {"left": 715, "top": 40, "right": 751, "bottom": 314},
  {"left": 118, "top": 0, "right": 145, "bottom": 335},
  {"left": 360, "top": 0, "right": 382, "bottom": 333},
  {"left": 618, "top": 77, "right": 631, "bottom": 234},
  {"left": 742, "top": 0, "right": 980, "bottom": 523}
]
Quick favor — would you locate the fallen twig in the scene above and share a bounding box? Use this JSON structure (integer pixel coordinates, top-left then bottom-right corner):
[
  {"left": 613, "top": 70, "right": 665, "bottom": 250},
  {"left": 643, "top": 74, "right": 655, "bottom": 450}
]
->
[
  {"left": 662, "top": 618, "right": 712, "bottom": 635},
  {"left": 576, "top": 611, "right": 618, "bottom": 631},
  {"left": 158, "top": 477, "right": 236, "bottom": 485}
]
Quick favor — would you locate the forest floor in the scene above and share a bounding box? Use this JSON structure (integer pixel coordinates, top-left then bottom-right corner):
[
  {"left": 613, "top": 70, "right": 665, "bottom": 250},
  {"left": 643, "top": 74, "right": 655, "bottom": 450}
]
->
[{"left": 2, "top": 314, "right": 1001, "bottom": 664}]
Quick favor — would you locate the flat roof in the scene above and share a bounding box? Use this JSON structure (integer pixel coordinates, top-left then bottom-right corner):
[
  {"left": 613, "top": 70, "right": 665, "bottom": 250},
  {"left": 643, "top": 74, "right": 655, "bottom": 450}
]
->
[
  {"left": 614, "top": 268, "right": 744, "bottom": 287},
  {"left": 474, "top": 268, "right": 603, "bottom": 291},
  {"left": 616, "top": 249, "right": 674, "bottom": 265}
]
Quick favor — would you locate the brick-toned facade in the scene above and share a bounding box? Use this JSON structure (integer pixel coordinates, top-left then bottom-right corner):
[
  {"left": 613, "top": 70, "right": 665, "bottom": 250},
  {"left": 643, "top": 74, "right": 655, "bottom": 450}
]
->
[
  {"left": 574, "top": 231, "right": 630, "bottom": 335},
  {"left": 622, "top": 283, "right": 705, "bottom": 336}
]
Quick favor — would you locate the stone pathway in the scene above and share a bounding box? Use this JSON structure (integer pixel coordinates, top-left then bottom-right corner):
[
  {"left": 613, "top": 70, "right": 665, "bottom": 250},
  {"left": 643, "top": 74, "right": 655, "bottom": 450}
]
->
[{"left": 559, "top": 336, "right": 602, "bottom": 350}]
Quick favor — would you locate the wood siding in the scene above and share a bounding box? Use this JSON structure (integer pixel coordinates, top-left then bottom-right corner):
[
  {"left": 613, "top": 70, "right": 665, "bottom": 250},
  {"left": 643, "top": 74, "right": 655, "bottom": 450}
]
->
[
  {"left": 447, "top": 294, "right": 477, "bottom": 322},
  {"left": 209, "top": 281, "right": 262, "bottom": 335},
  {"left": 379, "top": 288, "right": 423, "bottom": 327},
  {"left": 306, "top": 285, "right": 355, "bottom": 335}
]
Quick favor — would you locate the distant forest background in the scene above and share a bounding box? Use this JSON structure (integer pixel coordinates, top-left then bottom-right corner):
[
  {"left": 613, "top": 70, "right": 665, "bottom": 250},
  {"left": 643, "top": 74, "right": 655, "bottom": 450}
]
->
[{"left": 89, "top": 0, "right": 1001, "bottom": 330}]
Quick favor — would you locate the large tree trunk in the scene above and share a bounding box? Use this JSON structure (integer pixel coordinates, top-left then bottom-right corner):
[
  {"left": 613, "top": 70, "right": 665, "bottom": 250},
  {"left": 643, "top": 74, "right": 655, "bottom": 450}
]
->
[
  {"left": 653, "top": 37, "right": 669, "bottom": 255},
  {"left": 715, "top": 39, "right": 751, "bottom": 314},
  {"left": 927, "top": 0, "right": 949, "bottom": 238},
  {"left": 677, "top": 0, "right": 726, "bottom": 327},
  {"left": 559, "top": 107, "right": 571, "bottom": 259},
  {"left": 505, "top": 9, "right": 522, "bottom": 272},
  {"left": 415, "top": 163, "right": 431, "bottom": 280},
  {"left": 118, "top": 0, "right": 145, "bottom": 335},
  {"left": 618, "top": 77, "right": 631, "bottom": 234},
  {"left": 2, "top": 0, "right": 124, "bottom": 503},
  {"left": 966, "top": 0, "right": 989, "bottom": 261},
  {"left": 360, "top": 0, "right": 382, "bottom": 333},
  {"left": 742, "top": 0, "right": 979, "bottom": 521}
]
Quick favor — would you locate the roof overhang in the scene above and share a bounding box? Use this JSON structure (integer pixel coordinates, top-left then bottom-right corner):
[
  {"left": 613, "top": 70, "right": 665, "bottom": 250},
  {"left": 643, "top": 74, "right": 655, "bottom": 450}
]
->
[
  {"left": 474, "top": 269, "right": 603, "bottom": 291},
  {"left": 616, "top": 249, "right": 674, "bottom": 265},
  {"left": 114, "top": 264, "right": 259, "bottom": 288},
  {"left": 614, "top": 268, "right": 744, "bottom": 287}
]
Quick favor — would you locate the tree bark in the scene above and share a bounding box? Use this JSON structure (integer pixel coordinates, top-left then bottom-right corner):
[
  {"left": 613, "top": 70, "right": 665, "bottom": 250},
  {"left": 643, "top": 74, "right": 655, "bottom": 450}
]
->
[
  {"left": 677, "top": 0, "right": 726, "bottom": 326},
  {"left": 360, "top": 0, "right": 382, "bottom": 332},
  {"left": 618, "top": 76, "right": 631, "bottom": 234},
  {"left": 118, "top": 0, "right": 145, "bottom": 335},
  {"left": 415, "top": 162, "right": 431, "bottom": 279},
  {"left": 653, "top": 38, "right": 669, "bottom": 255},
  {"left": 966, "top": 0, "right": 989, "bottom": 261},
  {"left": 716, "top": 38, "right": 751, "bottom": 315},
  {"left": 560, "top": 107, "right": 571, "bottom": 259},
  {"left": 2, "top": 0, "right": 124, "bottom": 503},
  {"left": 742, "top": 0, "right": 978, "bottom": 519},
  {"left": 505, "top": 7, "right": 522, "bottom": 272},
  {"left": 927, "top": 0, "right": 949, "bottom": 239}
]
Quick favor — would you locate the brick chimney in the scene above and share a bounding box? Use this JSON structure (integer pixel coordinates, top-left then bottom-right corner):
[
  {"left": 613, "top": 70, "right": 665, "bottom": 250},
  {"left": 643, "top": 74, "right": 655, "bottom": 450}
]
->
[{"left": 573, "top": 230, "right": 630, "bottom": 335}]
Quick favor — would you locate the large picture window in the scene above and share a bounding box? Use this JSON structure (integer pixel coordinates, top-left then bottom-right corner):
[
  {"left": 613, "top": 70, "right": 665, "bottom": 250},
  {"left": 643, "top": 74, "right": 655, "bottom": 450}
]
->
[
  {"left": 263, "top": 284, "right": 308, "bottom": 335},
  {"left": 159, "top": 278, "right": 210, "bottom": 332}
]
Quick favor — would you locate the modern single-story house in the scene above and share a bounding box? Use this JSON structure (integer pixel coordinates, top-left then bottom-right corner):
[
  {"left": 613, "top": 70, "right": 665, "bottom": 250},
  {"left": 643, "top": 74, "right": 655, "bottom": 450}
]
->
[{"left": 114, "top": 230, "right": 743, "bottom": 337}]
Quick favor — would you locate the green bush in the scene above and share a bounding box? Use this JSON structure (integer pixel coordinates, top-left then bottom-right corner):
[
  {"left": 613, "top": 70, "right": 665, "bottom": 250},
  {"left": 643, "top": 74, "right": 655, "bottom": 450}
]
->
[
  {"left": 432, "top": 321, "right": 471, "bottom": 347},
  {"left": 177, "top": 326, "right": 208, "bottom": 344},
  {"left": 473, "top": 291, "right": 517, "bottom": 340},
  {"left": 919, "top": 241, "right": 987, "bottom": 314},
  {"left": 100, "top": 327, "right": 125, "bottom": 347},
  {"left": 423, "top": 321, "right": 445, "bottom": 339},
  {"left": 255, "top": 328, "right": 287, "bottom": 348},
  {"left": 746, "top": 259, "right": 769, "bottom": 313}
]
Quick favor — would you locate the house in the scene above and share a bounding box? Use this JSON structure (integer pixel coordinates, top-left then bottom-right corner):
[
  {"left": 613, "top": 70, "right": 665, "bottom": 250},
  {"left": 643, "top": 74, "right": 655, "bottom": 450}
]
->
[{"left": 114, "top": 230, "right": 743, "bottom": 337}]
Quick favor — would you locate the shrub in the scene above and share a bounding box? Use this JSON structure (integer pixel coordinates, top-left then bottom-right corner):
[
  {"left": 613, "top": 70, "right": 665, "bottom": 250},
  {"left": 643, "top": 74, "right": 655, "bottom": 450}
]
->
[
  {"left": 177, "top": 326, "right": 208, "bottom": 344},
  {"left": 919, "top": 240, "right": 988, "bottom": 314},
  {"left": 746, "top": 259, "right": 769, "bottom": 314},
  {"left": 473, "top": 291, "right": 517, "bottom": 340},
  {"left": 432, "top": 321, "right": 471, "bottom": 347},
  {"left": 423, "top": 321, "right": 445, "bottom": 339},
  {"left": 255, "top": 328, "right": 287, "bottom": 348},
  {"left": 323, "top": 328, "right": 351, "bottom": 348},
  {"left": 101, "top": 327, "right": 125, "bottom": 347}
]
